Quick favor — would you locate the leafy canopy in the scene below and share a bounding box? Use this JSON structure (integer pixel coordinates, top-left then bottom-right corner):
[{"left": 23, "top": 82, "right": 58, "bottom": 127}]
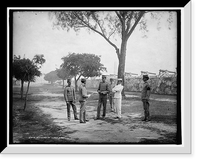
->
[
  {"left": 13, "top": 54, "right": 45, "bottom": 82},
  {"left": 56, "top": 67, "right": 71, "bottom": 80},
  {"left": 61, "top": 53, "right": 107, "bottom": 79},
  {"left": 44, "top": 70, "right": 60, "bottom": 83},
  {"left": 50, "top": 11, "right": 175, "bottom": 58}
]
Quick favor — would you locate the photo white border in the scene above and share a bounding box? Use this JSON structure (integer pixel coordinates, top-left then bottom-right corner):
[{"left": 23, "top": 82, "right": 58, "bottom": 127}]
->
[{"left": 4, "top": 2, "right": 191, "bottom": 153}]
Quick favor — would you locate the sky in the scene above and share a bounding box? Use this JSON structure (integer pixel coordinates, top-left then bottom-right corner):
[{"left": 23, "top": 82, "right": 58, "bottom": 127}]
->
[{"left": 12, "top": 11, "right": 177, "bottom": 76}]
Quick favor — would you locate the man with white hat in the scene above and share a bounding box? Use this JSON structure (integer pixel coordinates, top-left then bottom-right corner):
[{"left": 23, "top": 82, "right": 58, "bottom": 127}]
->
[{"left": 112, "top": 78, "right": 124, "bottom": 119}]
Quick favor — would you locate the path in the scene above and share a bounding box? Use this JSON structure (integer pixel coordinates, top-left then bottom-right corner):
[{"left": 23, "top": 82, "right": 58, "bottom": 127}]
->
[{"left": 32, "top": 88, "right": 177, "bottom": 143}]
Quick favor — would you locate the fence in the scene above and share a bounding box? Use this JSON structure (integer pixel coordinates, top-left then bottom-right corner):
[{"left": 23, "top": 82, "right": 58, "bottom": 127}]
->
[
  {"left": 124, "top": 76, "right": 177, "bottom": 95},
  {"left": 85, "top": 76, "right": 177, "bottom": 95}
]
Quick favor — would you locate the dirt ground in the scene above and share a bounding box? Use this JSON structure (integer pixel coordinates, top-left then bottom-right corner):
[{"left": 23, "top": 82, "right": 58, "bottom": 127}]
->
[{"left": 12, "top": 83, "right": 178, "bottom": 144}]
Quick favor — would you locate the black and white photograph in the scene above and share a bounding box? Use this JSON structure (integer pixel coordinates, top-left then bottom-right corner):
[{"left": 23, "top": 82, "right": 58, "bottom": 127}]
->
[{"left": 3, "top": 2, "right": 192, "bottom": 154}]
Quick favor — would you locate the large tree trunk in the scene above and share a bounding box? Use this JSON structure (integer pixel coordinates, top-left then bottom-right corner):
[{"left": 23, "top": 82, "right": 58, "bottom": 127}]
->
[
  {"left": 74, "top": 75, "right": 81, "bottom": 92},
  {"left": 74, "top": 76, "right": 78, "bottom": 92},
  {"left": 117, "top": 39, "right": 127, "bottom": 97},
  {"left": 24, "top": 81, "right": 30, "bottom": 110},
  {"left": 62, "top": 79, "right": 65, "bottom": 88},
  {"left": 20, "top": 80, "right": 24, "bottom": 99}
]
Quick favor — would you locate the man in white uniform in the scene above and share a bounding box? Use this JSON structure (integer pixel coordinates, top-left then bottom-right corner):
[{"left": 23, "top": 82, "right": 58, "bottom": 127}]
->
[{"left": 112, "top": 78, "right": 124, "bottom": 119}]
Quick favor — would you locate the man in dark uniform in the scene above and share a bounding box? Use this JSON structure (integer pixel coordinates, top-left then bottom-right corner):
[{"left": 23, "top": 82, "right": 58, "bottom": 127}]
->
[
  {"left": 96, "top": 75, "right": 109, "bottom": 120},
  {"left": 141, "top": 75, "right": 151, "bottom": 122},
  {"left": 64, "top": 78, "right": 79, "bottom": 121}
]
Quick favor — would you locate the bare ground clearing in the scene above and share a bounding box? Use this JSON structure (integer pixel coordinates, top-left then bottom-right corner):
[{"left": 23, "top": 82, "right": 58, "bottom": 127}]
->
[{"left": 13, "top": 84, "right": 178, "bottom": 144}]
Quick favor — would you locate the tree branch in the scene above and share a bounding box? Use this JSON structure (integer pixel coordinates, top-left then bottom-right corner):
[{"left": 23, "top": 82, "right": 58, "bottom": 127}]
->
[
  {"left": 125, "top": 12, "right": 134, "bottom": 33},
  {"left": 115, "top": 11, "right": 126, "bottom": 40},
  {"left": 91, "top": 13, "right": 106, "bottom": 36},
  {"left": 77, "top": 74, "right": 82, "bottom": 81},
  {"left": 127, "top": 11, "right": 145, "bottom": 39},
  {"left": 115, "top": 11, "right": 123, "bottom": 24},
  {"left": 73, "top": 12, "right": 119, "bottom": 53},
  {"left": 108, "top": 28, "right": 117, "bottom": 40}
]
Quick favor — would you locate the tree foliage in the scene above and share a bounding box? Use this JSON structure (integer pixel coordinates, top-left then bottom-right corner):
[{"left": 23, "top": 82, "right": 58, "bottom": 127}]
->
[
  {"left": 13, "top": 54, "right": 45, "bottom": 82},
  {"left": 13, "top": 54, "right": 46, "bottom": 110},
  {"left": 32, "top": 54, "right": 46, "bottom": 67},
  {"left": 51, "top": 11, "right": 146, "bottom": 52},
  {"left": 56, "top": 67, "right": 71, "bottom": 87},
  {"left": 61, "top": 53, "right": 106, "bottom": 90},
  {"left": 61, "top": 53, "right": 106, "bottom": 78},
  {"left": 44, "top": 70, "right": 60, "bottom": 84},
  {"left": 56, "top": 67, "right": 70, "bottom": 80},
  {"left": 13, "top": 56, "right": 38, "bottom": 82},
  {"left": 13, "top": 54, "right": 45, "bottom": 99}
]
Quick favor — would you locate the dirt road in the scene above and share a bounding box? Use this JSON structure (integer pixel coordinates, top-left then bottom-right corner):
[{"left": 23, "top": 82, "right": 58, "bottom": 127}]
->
[{"left": 32, "top": 87, "right": 177, "bottom": 144}]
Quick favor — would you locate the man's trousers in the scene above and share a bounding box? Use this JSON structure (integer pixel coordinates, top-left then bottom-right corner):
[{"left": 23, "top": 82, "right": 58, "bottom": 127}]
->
[
  {"left": 142, "top": 99, "right": 150, "bottom": 120},
  {"left": 66, "top": 101, "right": 78, "bottom": 120},
  {"left": 113, "top": 98, "right": 122, "bottom": 118},
  {"left": 109, "top": 95, "right": 114, "bottom": 111},
  {"left": 79, "top": 101, "right": 86, "bottom": 123},
  {"left": 97, "top": 95, "right": 107, "bottom": 118}
]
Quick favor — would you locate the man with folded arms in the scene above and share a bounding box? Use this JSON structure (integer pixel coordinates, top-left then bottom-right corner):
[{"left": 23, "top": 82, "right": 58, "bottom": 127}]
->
[{"left": 112, "top": 78, "right": 124, "bottom": 119}]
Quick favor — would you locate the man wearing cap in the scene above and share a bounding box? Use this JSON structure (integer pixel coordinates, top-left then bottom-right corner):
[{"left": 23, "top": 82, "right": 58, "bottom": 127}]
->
[
  {"left": 141, "top": 75, "right": 151, "bottom": 122},
  {"left": 112, "top": 78, "right": 124, "bottom": 119},
  {"left": 64, "top": 78, "right": 79, "bottom": 121},
  {"left": 96, "top": 75, "right": 109, "bottom": 119},
  {"left": 78, "top": 78, "right": 89, "bottom": 123}
]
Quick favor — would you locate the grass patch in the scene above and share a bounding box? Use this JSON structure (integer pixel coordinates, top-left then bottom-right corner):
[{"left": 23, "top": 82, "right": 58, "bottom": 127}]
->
[{"left": 12, "top": 99, "right": 75, "bottom": 144}]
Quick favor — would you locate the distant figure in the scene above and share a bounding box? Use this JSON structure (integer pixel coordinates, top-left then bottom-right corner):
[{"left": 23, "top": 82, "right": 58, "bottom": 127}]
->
[
  {"left": 64, "top": 78, "right": 79, "bottom": 121},
  {"left": 108, "top": 78, "right": 115, "bottom": 112},
  {"left": 141, "top": 75, "right": 151, "bottom": 122},
  {"left": 112, "top": 78, "right": 124, "bottom": 119},
  {"left": 78, "top": 78, "right": 89, "bottom": 123},
  {"left": 96, "top": 75, "right": 109, "bottom": 120}
]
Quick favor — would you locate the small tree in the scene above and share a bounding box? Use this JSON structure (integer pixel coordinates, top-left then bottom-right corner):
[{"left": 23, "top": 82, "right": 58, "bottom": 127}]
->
[
  {"left": 56, "top": 67, "right": 71, "bottom": 88},
  {"left": 61, "top": 53, "right": 106, "bottom": 91},
  {"left": 23, "top": 61, "right": 40, "bottom": 110},
  {"left": 13, "top": 55, "right": 30, "bottom": 99},
  {"left": 13, "top": 54, "right": 46, "bottom": 110},
  {"left": 44, "top": 70, "right": 60, "bottom": 84}
]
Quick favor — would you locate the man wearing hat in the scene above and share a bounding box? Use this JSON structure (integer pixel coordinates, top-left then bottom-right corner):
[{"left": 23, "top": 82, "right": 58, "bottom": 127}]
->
[
  {"left": 96, "top": 75, "right": 109, "bottom": 119},
  {"left": 112, "top": 78, "right": 124, "bottom": 119},
  {"left": 64, "top": 78, "right": 79, "bottom": 121},
  {"left": 78, "top": 78, "right": 89, "bottom": 123},
  {"left": 141, "top": 75, "right": 151, "bottom": 122}
]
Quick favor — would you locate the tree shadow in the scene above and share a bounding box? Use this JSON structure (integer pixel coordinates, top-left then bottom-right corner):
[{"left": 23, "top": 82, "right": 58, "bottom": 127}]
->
[
  {"left": 138, "top": 131, "right": 177, "bottom": 144},
  {"left": 94, "top": 117, "right": 120, "bottom": 125},
  {"left": 150, "top": 115, "right": 177, "bottom": 125}
]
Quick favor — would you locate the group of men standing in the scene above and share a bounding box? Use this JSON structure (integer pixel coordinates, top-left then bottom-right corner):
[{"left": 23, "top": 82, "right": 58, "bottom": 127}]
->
[
  {"left": 64, "top": 74, "right": 151, "bottom": 124},
  {"left": 64, "top": 78, "right": 89, "bottom": 123},
  {"left": 96, "top": 75, "right": 124, "bottom": 120}
]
